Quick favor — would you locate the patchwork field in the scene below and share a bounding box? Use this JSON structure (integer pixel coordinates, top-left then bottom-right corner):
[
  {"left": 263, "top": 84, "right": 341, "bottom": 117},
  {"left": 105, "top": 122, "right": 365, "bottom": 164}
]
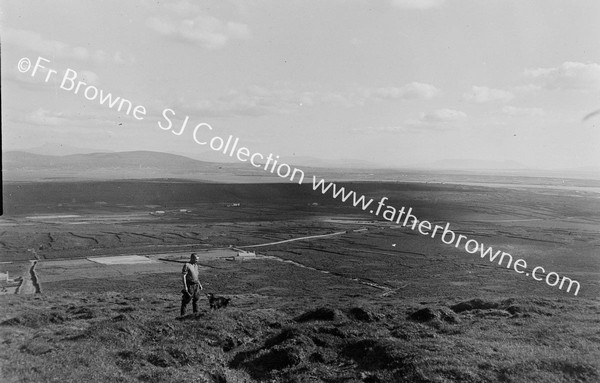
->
[{"left": 1, "top": 179, "right": 599, "bottom": 382}]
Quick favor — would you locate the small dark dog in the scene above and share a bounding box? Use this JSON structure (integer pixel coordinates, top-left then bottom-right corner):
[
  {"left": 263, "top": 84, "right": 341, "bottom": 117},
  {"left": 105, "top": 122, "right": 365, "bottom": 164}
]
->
[{"left": 206, "top": 293, "right": 231, "bottom": 310}]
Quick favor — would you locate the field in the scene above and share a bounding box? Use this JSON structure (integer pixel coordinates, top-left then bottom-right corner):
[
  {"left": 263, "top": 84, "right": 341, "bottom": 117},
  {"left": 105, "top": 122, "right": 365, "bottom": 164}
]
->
[{"left": 1, "top": 179, "right": 600, "bottom": 382}]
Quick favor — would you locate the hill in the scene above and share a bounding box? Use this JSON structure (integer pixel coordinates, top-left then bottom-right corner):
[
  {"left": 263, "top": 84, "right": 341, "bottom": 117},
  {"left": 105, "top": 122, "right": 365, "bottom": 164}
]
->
[
  {"left": 4, "top": 150, "right": 600, "bottom": 187},
  {"left": 1, "top": 285, "right": 598, "bottom": 382},
  {"left": 2, "top": 151, "right": 280, "bottom": 182},
  {"left": 14, "top": 143, "right": 114, "bottom": 156}
]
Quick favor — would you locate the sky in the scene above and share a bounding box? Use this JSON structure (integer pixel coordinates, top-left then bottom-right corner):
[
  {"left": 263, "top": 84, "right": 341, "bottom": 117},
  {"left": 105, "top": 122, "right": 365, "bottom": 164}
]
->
[{"left": 1, "top": 0, "right": 600, "bottom": 170}]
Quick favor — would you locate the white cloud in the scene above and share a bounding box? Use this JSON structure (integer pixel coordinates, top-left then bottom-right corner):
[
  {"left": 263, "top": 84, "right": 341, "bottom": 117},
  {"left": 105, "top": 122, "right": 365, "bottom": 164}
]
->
[
  {"left": 78, "top": 71, "right": 100, "bottom": 86},
  {"left": 512, "top": 84, "right": 542, "bottom": 94},
  {"left": 146, "top": 14, "right": 250, "bottom": 49},
  {"left": 463, "top": 86, "right": 514, "bottom": 103},
  {"left": 350, "top": 37, "right": 363, "bottom": 46},
  {"left": 2, "top": 64, "right": 51, "bottom": 89},
  {"left": 177, "top": 81, "right": 440, "bottom": 117},
  {"left": 524, "top": 61, "right": 600, "bottom": 90},
  {"left": 421, "top": 108, "right": 467, "bottom": 122},
  {"left": 18, "top": 107, "right": 123, "bottom": 128},
  {"left": 369, "top": 82, "right": 441, "bottom": 100},
  {"left": 161, "top": 0, "right": 201, "bottom": 15},
  {"left": 178, "top": 86, "right": 318, "bottom": 117},
  {"left": 390, "top": 0, "right": 446, "bottom": 10},
  {"left": 354, "top": 126, "right": 406, "bottom": 133},
  {"left": 502, "top": 106, "right": 544, "bottom": 117},
  {"left": 3, "top": 64, "right": 100, "bottom": 91},
  {"left": 354, "top": 108, "right": 467, "bottom": 134},
  {"left": 113, "top": 51, "right": 136, "bottom": 65},
  {"left": 2, "top": 27, "right": 129, "bottom": 64},
  {"left": 25, "top": 108, "right": 65, "bottom": 126}
]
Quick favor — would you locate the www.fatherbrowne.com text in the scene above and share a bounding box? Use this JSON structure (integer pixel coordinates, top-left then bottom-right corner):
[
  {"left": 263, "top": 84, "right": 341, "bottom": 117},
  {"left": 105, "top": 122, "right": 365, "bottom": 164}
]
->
[{"left": 310, "top": 177, "right": 580, "bottom": 295}]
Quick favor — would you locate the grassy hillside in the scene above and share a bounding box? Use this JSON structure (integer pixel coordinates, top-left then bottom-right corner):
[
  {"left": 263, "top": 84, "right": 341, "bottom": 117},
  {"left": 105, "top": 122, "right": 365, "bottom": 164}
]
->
[{"left": 1, "top": 290, "right": 599, "bottom": 382}]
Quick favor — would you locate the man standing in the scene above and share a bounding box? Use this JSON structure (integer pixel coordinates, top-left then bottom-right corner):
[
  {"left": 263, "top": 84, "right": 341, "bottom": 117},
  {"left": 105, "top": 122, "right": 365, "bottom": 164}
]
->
[{"left": 181, "top": 253, "right": 203, "bottom": 316}]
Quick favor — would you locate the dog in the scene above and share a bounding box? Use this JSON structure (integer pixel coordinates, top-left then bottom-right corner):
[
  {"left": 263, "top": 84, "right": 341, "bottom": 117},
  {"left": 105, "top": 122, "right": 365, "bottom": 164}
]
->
[{"left": 206, "top": 293, "right": 231, "bottom": 310}]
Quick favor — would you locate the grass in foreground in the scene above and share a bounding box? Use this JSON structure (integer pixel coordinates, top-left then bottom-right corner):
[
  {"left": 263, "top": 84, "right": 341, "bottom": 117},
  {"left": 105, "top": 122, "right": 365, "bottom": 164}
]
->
[{"left": 1, "top": 292, "right": 599, "bottom": 382}]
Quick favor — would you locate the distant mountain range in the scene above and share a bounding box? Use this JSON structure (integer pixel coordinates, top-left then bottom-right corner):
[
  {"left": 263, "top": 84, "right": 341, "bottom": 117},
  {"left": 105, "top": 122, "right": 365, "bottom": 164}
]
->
[
  {"left": 13, "top": 143, "right": 380, "bottom": 169},
  {"left": 4, "top": 151, "right": 208, "bottom": 170},
  {"left": 3, "top": 150, "right": 599, "bottom": 182},
  {"left": 423, "top": 158, "right": 527, "bottom": 170},
  {"left": 2, "top": 151, "right": 275, "bottom": 182},
  {"left": 179, "top": 151, "right": 382, "bottom": 169},
  {"left": 14, "top": 143, "right": 115, "bottom": 156}
]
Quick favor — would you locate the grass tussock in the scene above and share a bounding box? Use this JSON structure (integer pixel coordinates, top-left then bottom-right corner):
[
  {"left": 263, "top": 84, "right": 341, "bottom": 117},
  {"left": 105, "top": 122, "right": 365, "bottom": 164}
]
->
[{"left": 0, "top": 292, "right": 599, "bottom": 382}]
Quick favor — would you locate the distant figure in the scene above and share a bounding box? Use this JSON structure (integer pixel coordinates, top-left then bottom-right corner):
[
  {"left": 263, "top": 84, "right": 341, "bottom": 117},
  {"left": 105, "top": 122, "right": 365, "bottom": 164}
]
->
[{"left": 180, "top": 253, "right": 203, "bottom": 316}]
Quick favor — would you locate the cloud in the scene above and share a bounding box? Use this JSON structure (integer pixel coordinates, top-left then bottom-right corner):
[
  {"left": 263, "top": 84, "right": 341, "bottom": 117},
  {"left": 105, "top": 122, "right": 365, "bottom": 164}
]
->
[
  {"left": 368, "top": 82, "right": 441, "bottom": 100},
  {"left": 350, "top": 37, "right": 363, "bottom": 46},
  {"left": 354, "top": 108, "right": 467, "bottom": 134},
  {"left": 177, "top": 81, "right": 440, "bottom": 117},
  {"left": 524, "top": 62, "right": 600, "bottom": 90},
  {"left": 353, "top": 126, "right": 407, "bottom": 133},
  {"left": 463, "top": 86, "right": 514, "bottom": 103},
  {"left": 421, "top": 108, "right": 467, "bottom": 122},
  {"left": 512, "top": 84, "right": 542, "bottom": 94},
  {"left": 177, "top": 86, "right": 318, "bottom": 117},
  {"left": 24, "top": 108, "right": 65, "bottom": 126},
  {"left": 2, "top": 64, "right": 52, "bottom": 90},
  {"left": 161, "top": 0, "right": 201, "bottom": 15},
  {"left": 390, "top": 0, "right": 446, "bottom": 10},
  {"left": 146, "top": 14, "right": 250, "bottom": 49},
  {"left": 2, "top": 63, "right": 100, "bottom": 91},
  {"left": 78, "top": 71, "right": 100, "bottom": 86},
  {"left": 18, "top": 107, "right": 124, "bottom": 128},
  {"left": 2, "top": 27, "right": 132, "bottom": 64},
  {"left": 112, "top": 51, "right": 136, "bottom": 65},
  {"left": 502, "top": 106, "right": 544, "bottom": 117}
]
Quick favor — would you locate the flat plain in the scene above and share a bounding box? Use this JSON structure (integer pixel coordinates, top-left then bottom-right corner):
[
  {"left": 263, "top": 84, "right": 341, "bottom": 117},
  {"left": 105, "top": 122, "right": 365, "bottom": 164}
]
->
[{"left": 1, "top": 178, "right": 599, "bottom": 382}]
